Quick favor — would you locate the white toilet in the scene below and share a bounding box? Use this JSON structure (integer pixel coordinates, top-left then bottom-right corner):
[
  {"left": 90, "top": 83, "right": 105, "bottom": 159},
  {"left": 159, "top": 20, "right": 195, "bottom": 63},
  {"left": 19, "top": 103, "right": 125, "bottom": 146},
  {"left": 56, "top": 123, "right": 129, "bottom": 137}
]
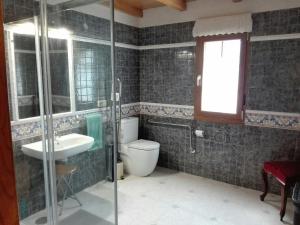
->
[{"left": 119, "top": 117, "right": 160, "bottom": 177}]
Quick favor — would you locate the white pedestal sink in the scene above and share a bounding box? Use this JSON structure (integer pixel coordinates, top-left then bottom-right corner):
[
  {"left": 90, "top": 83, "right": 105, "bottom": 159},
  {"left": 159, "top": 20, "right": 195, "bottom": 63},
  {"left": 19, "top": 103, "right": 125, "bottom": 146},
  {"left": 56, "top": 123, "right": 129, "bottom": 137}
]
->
[{"left": 22, "top": 133, "right": 95, "bottom": 160}]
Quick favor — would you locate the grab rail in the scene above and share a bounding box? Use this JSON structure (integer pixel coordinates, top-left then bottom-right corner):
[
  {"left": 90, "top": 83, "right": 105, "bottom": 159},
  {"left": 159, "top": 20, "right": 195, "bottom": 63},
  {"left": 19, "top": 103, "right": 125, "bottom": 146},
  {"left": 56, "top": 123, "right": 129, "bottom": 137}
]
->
[{"left": 147, "top": 120, "right": 195, "bottom": 154}]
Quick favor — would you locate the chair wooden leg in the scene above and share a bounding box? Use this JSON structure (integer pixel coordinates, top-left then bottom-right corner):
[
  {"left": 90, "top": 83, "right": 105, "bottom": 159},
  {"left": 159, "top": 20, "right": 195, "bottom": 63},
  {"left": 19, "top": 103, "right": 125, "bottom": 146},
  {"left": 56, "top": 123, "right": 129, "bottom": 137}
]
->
[
  {"left": 280, "top": 184, "right": 288, "bottom": 221},
  {"left": 260, "top": 169, "right": 268, "bottom": 201}
]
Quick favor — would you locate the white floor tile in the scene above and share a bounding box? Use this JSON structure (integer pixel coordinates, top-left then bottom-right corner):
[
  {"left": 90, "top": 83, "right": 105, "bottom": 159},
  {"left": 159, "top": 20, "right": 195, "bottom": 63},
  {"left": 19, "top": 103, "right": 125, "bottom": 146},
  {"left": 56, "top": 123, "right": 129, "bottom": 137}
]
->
[{"left": 21, "top": 167, "right": 294, "bottom": 225}]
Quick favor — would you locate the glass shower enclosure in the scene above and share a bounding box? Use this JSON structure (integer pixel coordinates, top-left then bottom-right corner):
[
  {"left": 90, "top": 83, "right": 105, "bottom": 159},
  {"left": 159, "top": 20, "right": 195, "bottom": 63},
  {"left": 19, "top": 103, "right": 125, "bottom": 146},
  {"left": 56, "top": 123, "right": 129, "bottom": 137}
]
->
[{"left": 2, "top": 0, "right": 118, "bottom": 224}]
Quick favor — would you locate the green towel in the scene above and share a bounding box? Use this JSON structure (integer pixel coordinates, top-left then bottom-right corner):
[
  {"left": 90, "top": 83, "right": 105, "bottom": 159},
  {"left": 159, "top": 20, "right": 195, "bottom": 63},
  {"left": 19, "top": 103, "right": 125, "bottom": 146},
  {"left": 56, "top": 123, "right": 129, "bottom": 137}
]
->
[{"left": 86, "top": 113, "right": 103, "bottom": 151}]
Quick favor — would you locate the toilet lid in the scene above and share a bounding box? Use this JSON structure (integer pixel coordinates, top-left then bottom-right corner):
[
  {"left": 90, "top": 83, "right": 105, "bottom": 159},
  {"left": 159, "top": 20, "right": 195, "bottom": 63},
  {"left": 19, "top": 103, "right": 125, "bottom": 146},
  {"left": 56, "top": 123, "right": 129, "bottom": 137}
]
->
[{"left": 128, "top": 139, "right": 160, "bottom": 151}]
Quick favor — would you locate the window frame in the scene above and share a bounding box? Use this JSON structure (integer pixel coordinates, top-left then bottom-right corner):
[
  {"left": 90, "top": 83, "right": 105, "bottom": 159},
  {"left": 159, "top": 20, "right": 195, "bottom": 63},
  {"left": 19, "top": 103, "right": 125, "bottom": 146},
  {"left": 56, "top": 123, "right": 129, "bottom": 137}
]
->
[{"left": 194, "top": 33, "right": 248, "bottom": 124}]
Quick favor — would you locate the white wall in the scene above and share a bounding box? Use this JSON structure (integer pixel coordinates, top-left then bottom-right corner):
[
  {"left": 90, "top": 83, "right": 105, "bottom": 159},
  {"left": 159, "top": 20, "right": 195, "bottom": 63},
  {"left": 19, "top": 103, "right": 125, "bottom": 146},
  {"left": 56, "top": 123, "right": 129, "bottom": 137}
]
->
[{"left": 75, "top": 3, "right": 140, "bottom": 28}]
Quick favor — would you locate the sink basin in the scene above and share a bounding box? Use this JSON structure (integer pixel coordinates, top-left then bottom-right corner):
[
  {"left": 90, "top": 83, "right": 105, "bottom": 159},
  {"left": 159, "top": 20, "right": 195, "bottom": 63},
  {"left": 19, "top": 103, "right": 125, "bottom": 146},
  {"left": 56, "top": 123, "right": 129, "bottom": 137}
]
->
[{"left": 22, "top": 133, "right": 94, "bottom": 160}]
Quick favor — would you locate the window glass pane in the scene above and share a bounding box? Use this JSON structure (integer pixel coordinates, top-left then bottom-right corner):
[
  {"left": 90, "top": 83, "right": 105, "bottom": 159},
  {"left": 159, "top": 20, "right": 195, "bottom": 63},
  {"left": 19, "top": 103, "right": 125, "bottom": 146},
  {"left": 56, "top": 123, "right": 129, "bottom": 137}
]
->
[{"left": 201, "top": 39, "right": 241, "bottom": 114}]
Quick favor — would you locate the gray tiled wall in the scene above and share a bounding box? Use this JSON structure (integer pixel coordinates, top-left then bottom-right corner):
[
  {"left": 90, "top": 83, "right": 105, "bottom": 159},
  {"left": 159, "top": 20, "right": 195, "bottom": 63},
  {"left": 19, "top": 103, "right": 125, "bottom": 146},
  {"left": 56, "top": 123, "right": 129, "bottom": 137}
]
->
[
  {"left": 139, "top": 41, "right": 300, "bottom": 112},
  {"left": 140, "top": 115, "right": 300, "bottom": 193},
  {"left": 139, "top": 47, "right": 195, "bottom": 105},
  {"left": 3, "top": 0, "right": 37, "bottom": 23},
  {"left": 50, "top": 10, "right": 139, "bottom": 46},
  {"left": 73, "top": 41, "right": 112, "bottom": 111},
  {"left": 139, "top": 21, "right": 195, "bottom": 46},
  {"left": 252, "top": 8, "right": 300, "bottom": 36},
  {"left": 55, "top": 11, "right": 140, "bottom": 108},
  {"left": 247, "top": 40, "right": 300, "bottom": 112},
  {"left": 116, "top": 47, "right": 140, "bottom": 104},
  {"left": 138, "top": 7, "right": 300, "bottom": 193}
]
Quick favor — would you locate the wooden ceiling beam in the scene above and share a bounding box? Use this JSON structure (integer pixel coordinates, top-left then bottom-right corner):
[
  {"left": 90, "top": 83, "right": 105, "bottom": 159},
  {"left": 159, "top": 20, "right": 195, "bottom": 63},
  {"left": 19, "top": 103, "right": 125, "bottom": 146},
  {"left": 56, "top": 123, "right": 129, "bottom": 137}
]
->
[
  {"left": 115, "top": 0, "right": 143, "bottom": 17},
  {"left": 101, "top": 0, "right": 143, "bottom": 17},
  {"left": 155, "top": 0, "right": 186, "bottom": 11}
]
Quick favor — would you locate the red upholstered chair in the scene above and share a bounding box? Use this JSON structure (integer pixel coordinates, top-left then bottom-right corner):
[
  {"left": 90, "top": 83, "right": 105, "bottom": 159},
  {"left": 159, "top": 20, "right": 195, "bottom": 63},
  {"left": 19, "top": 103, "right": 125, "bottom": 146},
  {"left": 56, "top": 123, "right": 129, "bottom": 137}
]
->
[{"left": 260, "top": 161, "right": 300, "bottom": 221}]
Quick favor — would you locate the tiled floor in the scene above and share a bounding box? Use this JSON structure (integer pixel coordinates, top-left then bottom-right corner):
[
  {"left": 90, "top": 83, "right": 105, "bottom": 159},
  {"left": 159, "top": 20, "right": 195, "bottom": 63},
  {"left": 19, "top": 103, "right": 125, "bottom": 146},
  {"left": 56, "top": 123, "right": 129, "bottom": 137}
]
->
[{"left": 22, "top": 167, "right": 294, "bottom": 225}]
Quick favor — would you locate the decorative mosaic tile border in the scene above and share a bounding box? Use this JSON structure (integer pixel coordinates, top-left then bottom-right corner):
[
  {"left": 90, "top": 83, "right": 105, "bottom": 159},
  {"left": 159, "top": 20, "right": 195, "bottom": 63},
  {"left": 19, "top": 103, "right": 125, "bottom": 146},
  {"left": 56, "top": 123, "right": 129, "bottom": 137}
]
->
[
  {"left": 120, "top": 103, "right": 140, "bottom": 117},
  {"left": 139, "top": 103, "right": 300, "bottom": 131},
  {"left": 245, "top": 110, "right": 300, "bottom": 131},
  {"left": 10, "top": 102, "right": 300, "bottom": 141},
  {"left": 12, "top": 113, "right": 88, "bottom": 141},
  {"left": 139, "top": 102, "right": 194, "bottom": 119},
  {"left": 11, "top": 103, "right": 140, "bottom": 141}
]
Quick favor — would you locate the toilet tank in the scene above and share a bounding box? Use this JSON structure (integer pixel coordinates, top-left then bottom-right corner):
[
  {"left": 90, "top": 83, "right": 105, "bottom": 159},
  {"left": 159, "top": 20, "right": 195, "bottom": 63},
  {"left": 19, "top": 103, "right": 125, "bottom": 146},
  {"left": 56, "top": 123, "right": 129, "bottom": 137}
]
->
[{"left": 119, "top": 117, "right": 139, "bottom": 144}]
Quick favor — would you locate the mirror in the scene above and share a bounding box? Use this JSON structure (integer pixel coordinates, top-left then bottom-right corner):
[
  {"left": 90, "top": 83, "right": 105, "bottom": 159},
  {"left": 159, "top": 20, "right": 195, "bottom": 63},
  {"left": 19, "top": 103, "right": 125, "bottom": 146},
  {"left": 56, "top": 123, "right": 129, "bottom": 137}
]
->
[
  {"left": 11, "top": 33, "right": 71, "bottom": 119},
  {"left": 14, "top": 34, "right": 41, "bottom": 119},
  {"left": 5, "top": 19, "right": 112, "bottom": 122},
  {"left": 48, "top": 38, "right": 71, "bottom": 114}
]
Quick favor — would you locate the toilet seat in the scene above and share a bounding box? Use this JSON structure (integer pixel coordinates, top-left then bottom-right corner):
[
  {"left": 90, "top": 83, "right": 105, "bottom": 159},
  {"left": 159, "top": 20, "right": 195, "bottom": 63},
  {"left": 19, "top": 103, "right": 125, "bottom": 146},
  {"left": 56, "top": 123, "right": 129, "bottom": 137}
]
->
[{"left": 128, "top": 139, "right": 160, "bottom": 151}]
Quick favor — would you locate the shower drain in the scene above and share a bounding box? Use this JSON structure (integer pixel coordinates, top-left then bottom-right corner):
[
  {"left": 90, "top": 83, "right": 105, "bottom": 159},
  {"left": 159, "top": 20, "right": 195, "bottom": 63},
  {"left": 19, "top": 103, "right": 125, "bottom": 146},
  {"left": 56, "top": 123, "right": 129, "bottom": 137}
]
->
[{"left": 35, "top": 216, "right": 47, "bottom": 225}]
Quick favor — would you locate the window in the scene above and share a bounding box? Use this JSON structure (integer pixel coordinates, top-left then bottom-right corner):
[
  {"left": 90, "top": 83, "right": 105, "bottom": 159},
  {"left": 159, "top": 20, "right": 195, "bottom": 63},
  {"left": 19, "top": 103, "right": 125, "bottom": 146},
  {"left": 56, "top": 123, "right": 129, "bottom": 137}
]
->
[{"left": 194, "top": 34, "right": 248, "bottom": 123}]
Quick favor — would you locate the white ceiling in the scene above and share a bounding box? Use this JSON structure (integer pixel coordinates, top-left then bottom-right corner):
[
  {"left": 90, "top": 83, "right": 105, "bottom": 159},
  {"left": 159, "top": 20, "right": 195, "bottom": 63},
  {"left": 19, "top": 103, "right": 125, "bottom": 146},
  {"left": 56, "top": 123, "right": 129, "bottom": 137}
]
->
[{"left": 43, "top": 0, "right": 300, "bottom": 28}]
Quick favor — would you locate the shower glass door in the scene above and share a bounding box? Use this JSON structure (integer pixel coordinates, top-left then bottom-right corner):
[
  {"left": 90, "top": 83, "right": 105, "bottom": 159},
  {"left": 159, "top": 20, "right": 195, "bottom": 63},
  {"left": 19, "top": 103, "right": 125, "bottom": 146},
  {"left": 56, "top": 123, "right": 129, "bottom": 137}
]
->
[{"left": 2, "top": 0, "right": 118, "bottom": 224}]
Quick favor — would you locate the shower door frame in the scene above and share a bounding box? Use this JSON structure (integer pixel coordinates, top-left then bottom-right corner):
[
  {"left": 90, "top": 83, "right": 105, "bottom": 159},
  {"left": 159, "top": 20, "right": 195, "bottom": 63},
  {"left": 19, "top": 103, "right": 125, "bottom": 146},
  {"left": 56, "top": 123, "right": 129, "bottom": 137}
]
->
[
  {"left": 0, "top": 1, "right": 20, "bottom": 225},
  {"left": 0, "top": 0, "right": 119, "bottom": 223},
  {"left": 38, "top": 0, "right": 119, "bottom": 224}
]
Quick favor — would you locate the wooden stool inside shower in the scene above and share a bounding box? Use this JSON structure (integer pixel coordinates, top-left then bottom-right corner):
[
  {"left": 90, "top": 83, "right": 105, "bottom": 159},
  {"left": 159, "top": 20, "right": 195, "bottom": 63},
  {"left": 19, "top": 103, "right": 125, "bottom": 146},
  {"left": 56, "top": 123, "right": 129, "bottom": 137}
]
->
[{"left": 56, "top": 164, "right": 82, "bottom": 215}]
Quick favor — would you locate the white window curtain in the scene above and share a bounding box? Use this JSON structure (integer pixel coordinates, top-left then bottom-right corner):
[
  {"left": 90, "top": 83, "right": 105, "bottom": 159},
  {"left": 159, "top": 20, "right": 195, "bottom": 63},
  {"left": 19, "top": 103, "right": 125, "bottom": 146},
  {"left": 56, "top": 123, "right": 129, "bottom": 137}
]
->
[{"left": 192, "top": 13, "right": 252, "bottom": 37}]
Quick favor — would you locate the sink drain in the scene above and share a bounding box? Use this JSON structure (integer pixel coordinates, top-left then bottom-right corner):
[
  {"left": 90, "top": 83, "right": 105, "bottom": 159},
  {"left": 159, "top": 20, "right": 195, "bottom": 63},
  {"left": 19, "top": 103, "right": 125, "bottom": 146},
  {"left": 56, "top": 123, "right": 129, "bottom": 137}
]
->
[{"left": 35, "top": 216, "right": 47, "bottom": 225}]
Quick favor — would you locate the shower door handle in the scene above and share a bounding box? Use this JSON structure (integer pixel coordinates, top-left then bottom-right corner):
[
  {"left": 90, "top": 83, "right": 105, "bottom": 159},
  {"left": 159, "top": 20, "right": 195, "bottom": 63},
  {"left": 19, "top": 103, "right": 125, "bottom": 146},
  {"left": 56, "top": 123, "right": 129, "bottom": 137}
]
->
[{"left": 196, "top": 74, "right": 202, "bottom": 87}]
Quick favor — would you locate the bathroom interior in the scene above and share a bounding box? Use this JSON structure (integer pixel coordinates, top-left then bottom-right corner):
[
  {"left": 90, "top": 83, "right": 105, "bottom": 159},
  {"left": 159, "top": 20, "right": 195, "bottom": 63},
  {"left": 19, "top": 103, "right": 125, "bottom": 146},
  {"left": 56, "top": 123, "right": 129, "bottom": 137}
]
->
[{"left": 0, "top": 0, "right": 300, "bottom": 225}]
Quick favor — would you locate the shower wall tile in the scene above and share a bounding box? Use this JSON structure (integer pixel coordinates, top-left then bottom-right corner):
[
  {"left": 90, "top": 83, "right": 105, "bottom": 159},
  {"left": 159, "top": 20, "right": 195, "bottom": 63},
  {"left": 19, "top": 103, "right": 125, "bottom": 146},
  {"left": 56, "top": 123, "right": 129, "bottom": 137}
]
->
[
  {"left": 72, "top": 37, "right": 139, "bottom": 111},
  {"left": 115, "top": 22, "right": 139, "bottom": 46},
  {"left": 139, "top": 21, "right": 195, "bottom": 46},
  {"left": 139, "top": 47, "right": 195, "bottom": 105},
  {"left": 50, "top": 10, "right": 139, "bottom": 46},
  {"left": 3, "top": 0, "right": 37, "bottom": 23},
  {"left": 138, "top": 7, "right": 300, "bottom": 45},
  {"left": 73, "top": 41, "right": 112, "bottom": 111},
  {"left": 139, "top": 41, "right": 300, "bottom": 113},
  {"left": 247, "top": 39, "right": 300, "bottom": 112},
  {"left": 252, "top": 7, "right": 300, "bottom": 36},
  {"left": 116, "top": 47, "right": 140, "bottom": 104}
]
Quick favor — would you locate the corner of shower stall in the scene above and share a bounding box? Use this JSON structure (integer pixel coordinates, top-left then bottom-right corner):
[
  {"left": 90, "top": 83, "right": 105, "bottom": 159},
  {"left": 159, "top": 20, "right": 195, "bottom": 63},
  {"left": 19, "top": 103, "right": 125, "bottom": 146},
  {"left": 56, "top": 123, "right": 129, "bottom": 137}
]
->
[{"left": 2, "top": 0, "right": 118, "bottom": 224}]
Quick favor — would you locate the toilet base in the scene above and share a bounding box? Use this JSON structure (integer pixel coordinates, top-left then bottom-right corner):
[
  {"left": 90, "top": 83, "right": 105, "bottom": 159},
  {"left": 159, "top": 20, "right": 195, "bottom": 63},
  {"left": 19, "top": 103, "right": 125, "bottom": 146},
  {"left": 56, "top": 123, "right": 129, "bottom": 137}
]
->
[{"left": 120, "top": 149, "right": 159, "bottom": 177}]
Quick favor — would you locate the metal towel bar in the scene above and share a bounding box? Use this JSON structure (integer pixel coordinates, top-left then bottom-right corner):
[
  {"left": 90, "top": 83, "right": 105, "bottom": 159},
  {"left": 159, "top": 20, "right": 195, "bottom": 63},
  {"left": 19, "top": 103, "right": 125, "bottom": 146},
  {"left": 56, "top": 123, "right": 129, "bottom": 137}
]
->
[{"left": 147, "top": 120, "right": 195, "bottom": 154}]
